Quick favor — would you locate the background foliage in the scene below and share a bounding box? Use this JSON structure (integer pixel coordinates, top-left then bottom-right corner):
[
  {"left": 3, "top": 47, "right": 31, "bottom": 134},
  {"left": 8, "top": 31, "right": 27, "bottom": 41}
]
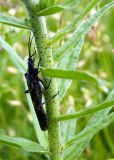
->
[{"left": 0, "top": 0, "right": 114, "bottom": 160}]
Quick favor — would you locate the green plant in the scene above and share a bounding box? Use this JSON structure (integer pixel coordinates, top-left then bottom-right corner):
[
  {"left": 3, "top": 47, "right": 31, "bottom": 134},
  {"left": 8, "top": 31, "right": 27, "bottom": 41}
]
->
[{"left": 0, "top": 0, "right": 114, "bottom": 160}]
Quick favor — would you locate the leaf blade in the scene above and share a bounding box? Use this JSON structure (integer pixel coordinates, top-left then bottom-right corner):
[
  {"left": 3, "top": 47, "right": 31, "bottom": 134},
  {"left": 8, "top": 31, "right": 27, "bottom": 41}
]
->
[
  {"left": 51, "top": 0, "right": 100, "bottom": 44},
  {"left": 0, "top": 133, "right": 48, "bottom": 153},
  {"left": 37, "top": 0, "right": 80, "bottom": 16},
  {"left": 0, "top": 13, "right": 30, "bottom": 29},
  {"left": 61, "top": 107, "right": 77, "bottom": 144},
  {"left": 42, "top": 68, "right": 102, "bottom": 85},
  {"left": 0, "top": 37, "right": 26, "bottom": 73},
  {"left": 57, "top": 37, "right": 84, "bottom": 101},
  {"left": 58, "top": 99, "right": 114, "bottom": 121},
  {"left": 54, "top": 2, "right": 114, "bottom": 59},
  {"left": 64, "top": 112, "right": 114, "bottom": 160},
  {"left": 63, "top": 90, "right": 114, "bottom": 159}
]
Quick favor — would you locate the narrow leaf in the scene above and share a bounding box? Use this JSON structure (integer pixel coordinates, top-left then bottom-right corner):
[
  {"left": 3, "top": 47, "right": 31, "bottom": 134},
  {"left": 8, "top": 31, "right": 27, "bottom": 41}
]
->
[
  {"left": 64, "top": 112, "right": 114, "bottom": 160},
  {"left": 54, "top": 2, "right": 114, "bottom": 59},
  {"left": 64, "top": 90, "right": 114, "bottom": 159},
  {"left": 0, "top": 133, "right": 48, "bottom": 153},
  {"left": 36, "top": 0, "right": 55, "bottom": 13},
  {"left": 39, "top": 0, "right": 55, "bottom": 8},
  {"left": 61, "top": 107, "right": 77, "bottom": 144},
  {"left": 55, "top": 1, "right": 114, "bottom": 102},
  {"left": 58, "top": 99, "right": 114, "bottom": 121},
  {"left": 0, "top": 13, "right": 30, "bottom": 29},
  {"left": 42, "top": 68, "right": 102, "bottom": 85},
  {"left": 51, "top": 0, "right": 100, "bottom": 44},
  {"left": 37, "top": 5, "right": 65, "bottom": 16},
  {"left": 0, "top": 37, "right": 26, "bottom": 73},
  {"left": 57, "top": 37, "right": 84, "bottom": 101},
  {"left": 37, "top": 0, "right": 80, "bottom": 16}
]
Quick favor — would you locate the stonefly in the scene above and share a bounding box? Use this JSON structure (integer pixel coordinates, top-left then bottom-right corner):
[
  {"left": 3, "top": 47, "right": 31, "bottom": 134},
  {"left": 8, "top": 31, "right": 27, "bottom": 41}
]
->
[
  {"left": 25, "top": 33, "right": 58, "bottom": 131},
  {"left": 25, "top": 33, "right": 49, "bottom": 131}
]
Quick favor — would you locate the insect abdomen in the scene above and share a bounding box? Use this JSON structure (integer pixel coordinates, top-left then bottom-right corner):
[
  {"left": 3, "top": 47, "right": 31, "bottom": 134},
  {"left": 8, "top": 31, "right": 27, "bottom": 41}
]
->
[
  {"left": 34, "top": 106, "right": 48, "bottom": 131},
  {"left": 25, "top": 73, "right": 48, "bottom": 131}
]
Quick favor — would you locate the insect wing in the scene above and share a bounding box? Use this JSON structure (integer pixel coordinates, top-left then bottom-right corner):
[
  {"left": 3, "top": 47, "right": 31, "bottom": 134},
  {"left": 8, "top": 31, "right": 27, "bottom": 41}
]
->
[{"left": 25, "top": 74, "right": 48, "bottom": 131}]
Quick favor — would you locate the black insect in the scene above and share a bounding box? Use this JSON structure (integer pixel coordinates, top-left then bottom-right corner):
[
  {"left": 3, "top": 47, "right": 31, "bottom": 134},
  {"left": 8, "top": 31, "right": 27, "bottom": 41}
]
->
[{"left": 24, "top": 33, "right": 49, "bottom": 131}]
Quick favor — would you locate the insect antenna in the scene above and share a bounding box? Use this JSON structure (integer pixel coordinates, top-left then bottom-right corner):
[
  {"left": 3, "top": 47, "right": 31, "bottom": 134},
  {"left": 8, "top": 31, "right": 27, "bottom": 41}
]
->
[
  {"left": 28, "top": 32, "right": 36, "bottom": 58},
  {"left": 28, "top": 29, "right": 39, "bottom": 57},
  {"left": 28, "top": 32, "right": 32, "bottom": 57}
]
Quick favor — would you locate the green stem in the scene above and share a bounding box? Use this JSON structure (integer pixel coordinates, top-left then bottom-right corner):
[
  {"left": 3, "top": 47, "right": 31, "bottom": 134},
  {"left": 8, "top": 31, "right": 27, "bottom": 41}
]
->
[
  {"left": 58, "top": 100, "right": 114, "bottom": 121},
  {"left": 22, "top": 1, "right": 63, "bottom": 160}
]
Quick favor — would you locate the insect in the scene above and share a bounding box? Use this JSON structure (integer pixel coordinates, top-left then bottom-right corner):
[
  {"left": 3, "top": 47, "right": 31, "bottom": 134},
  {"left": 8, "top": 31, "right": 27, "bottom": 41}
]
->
[{"left": 25, "top": 33, "right": 49, "bottom": 131}]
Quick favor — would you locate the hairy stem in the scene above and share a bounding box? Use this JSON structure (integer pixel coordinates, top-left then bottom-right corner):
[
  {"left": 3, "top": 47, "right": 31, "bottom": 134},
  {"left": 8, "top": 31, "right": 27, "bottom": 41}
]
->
[{"left": 22, "top": 1, "right": 63, "bottom": 160}]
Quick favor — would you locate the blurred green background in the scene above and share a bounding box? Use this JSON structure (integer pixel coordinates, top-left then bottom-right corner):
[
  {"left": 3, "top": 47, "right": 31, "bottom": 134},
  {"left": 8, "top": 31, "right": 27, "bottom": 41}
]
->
[{"left": 0, "top": 0, "right": 114, "bottom": 160}]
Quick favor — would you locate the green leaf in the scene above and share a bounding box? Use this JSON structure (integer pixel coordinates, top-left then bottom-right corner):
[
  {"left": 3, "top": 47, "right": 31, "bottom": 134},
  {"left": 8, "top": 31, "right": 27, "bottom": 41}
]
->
[
  {"left": 0, "top": 37, "right": 26, "bottom": 73},
  {"left": 64, "top": 112, "right": 114, "bottom": 160},
  {"left": 53, "top": 1, "right": 114, "bottom": 102},
  {"left": 46, "top": 0, "right": 55, "bottom": 6},
  {"left": 5, "top": 30, "right": 26, "bottom": 45},
  {"left": 0, "top": 13, "right": 30, "bottom": 29},
  {"left": 0, "top": 133, "right": 48, "bottom": 153},
  {"left": 63, "top": 90, "right": 114, "bottom": 159},
  {"left": 54, "top": 1, "right": 114, "bottom": 58},
  {"left": 51, "top": 0, "right": 100, "bottom": 44},
  {"left": 57, "top": 37, "right": 84, "bottom": 101},
  {"left": 37, "top": 5, "right": 65, "bottom": 16},
  {"left": 37, "top": 0, "right": 55, "bottom": 11},
  {"left": 58, "top": 99, "right": 114, "bottom": 121},
  {"left": 37, "top": 0, "right": 80, "bottom": 16},
  {"left": 40, "top": 0, "right": 55, "bottom": 7},
  {"left": 54, "top": 33, "right": 84, "bottom": 61},
  {"left": 61, "top": 107, "right": 77, "bottom": 144},
  {"left": 41, "top": 68, "right": 102, "bottom": 85}
]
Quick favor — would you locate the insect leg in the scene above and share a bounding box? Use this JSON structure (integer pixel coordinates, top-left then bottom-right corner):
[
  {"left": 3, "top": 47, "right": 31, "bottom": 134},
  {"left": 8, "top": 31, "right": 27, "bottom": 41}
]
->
[
  {"left": 42, "top": 91, "right": 59, "bottom": 105},
  {"left": 28, "top": 32, "right": 36, "bottom": 57},
  {"left": 45, "top": 79, "right": 52, "bottom": 89},
  {"left": 29, "top": 47, "right": 37, "bottom": 59},
  {"left": 25, "top": 90, "right": 30, "bottom": 93},
  {"left": 39, "top": 78, "right": 52, "bottom": 89}
]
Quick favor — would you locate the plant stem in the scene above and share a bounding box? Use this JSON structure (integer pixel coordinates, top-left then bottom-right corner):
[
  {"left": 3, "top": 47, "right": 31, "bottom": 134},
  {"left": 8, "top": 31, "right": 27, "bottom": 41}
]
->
[{"left": 22, "top": 1, "right": 63, "bottom": 160}]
